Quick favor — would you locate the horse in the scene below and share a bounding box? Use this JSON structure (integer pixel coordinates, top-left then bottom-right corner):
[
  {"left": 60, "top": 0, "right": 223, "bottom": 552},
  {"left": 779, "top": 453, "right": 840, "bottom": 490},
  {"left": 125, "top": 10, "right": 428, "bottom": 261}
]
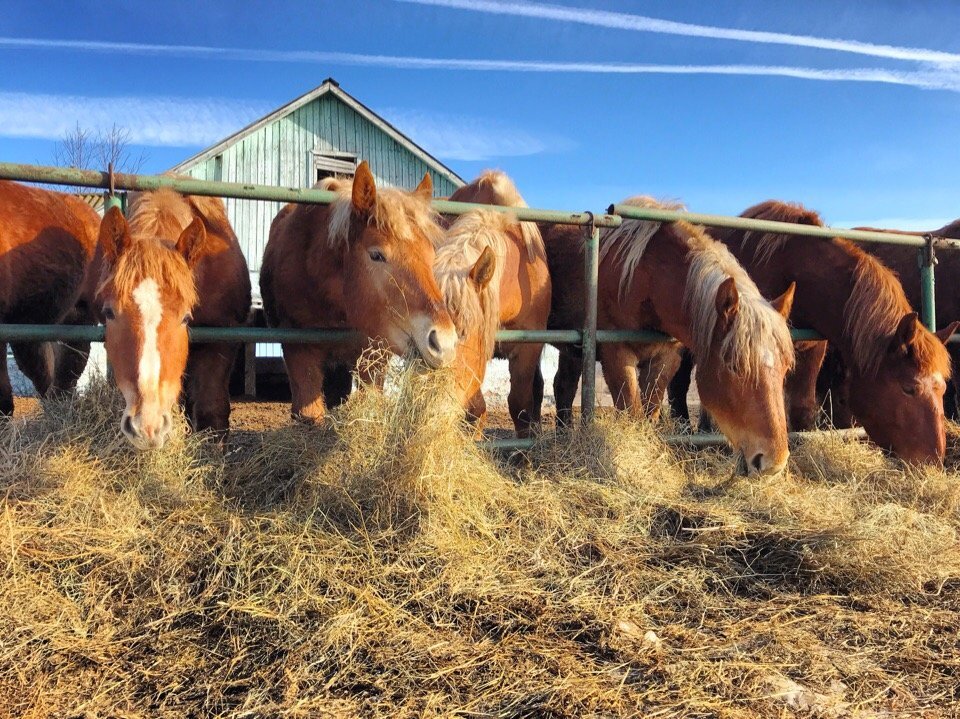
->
[
  {"left": 95, "top": 188, "right": 250, "bottom": 450},
  {"left": 436, "top": 171, "right": 552, "bottom": 437},
  {"left": 806, "top": 221, "right": 960, "bottom": 426},
  {"left": 669, "top": 200, "right": 954, "bottom": 464},
  {"left": 0, "top": 180, "right": 101, "bottom": 416},
  {"left": 546, "top": 197, "right": 796, "bottom": 476},
  {"left": 260, "top": 161, "right": 457, "bottom": 424}
]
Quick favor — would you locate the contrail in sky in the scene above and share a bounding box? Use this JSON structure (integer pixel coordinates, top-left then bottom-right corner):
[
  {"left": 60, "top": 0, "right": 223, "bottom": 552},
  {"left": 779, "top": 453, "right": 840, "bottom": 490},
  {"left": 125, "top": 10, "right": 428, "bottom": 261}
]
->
[
  {"left": 1, "top": 37, "right": 959, "bottom": 92},
  {"left": 398, "top": 0, "right": 960, "bottom": 65}
]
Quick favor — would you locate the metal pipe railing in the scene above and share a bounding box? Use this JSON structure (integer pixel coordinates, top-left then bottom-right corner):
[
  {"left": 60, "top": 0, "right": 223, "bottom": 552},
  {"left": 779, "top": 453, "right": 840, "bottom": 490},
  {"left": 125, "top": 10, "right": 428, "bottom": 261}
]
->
[{"left": 2, "top": 160, "right": 958, "bottom": 449}]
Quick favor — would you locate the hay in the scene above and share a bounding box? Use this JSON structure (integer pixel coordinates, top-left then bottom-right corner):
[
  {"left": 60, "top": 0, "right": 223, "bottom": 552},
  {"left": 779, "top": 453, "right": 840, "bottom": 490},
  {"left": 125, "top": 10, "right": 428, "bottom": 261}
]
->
[{"left": 1, "top": 367, "right": 959, "bottom": 718}]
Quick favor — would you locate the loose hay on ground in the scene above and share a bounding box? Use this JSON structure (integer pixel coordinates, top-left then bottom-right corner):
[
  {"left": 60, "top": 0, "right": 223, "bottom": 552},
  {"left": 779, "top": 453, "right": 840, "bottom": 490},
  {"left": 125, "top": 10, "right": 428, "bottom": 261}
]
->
[{"left": 1, "top": 366, "right": 959, "bottom": 718}]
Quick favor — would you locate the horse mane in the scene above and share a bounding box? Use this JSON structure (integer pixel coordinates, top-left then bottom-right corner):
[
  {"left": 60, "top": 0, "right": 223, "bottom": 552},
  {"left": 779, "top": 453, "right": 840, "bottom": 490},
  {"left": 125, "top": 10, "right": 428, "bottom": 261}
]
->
[
  {"left": 846, "top": 252, "right": 951, "bottom": 376},
  {"left": 101, "top": 188, "right": 199, "bottom": 310},
  {"left": 322, "top": 176, "right": 444, "bottom": 250},
  {"left": 603, "top": 196, "right": 794, "bottom": 378},
  {"left": 435, "top": 210, "right": 511, "bottom": 360},
  {"left": 736, "top": 200, "right": 824, "bottom": 265},
  {"left": 455, "top": 170, "right": 545, "bottom": 263},
  {"left": 738, "top": 200, "right": 950, "bottom": 377},
  {"left": 599, "top": 196, "right": 686, "bottom": 301},
  {"left": 936, "top": 218, "right": 960, "bottom": 239}
]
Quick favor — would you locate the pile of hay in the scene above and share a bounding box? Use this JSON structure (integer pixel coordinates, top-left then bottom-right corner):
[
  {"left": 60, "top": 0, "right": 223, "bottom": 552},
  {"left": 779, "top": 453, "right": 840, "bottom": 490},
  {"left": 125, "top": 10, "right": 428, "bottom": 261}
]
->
[{"left": 1, "top": 364, "right": 959, "bottom": 718}]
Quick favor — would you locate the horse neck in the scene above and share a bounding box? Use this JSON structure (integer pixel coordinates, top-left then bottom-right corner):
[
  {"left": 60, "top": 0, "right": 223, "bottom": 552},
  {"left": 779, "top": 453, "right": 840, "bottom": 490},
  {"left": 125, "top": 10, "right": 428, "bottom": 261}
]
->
[
  {"left": 624, "top": 232, "right": 698, "bottom": 348},
  {"left": 758, "top": 239, "right": 868, "bottom": 359}
]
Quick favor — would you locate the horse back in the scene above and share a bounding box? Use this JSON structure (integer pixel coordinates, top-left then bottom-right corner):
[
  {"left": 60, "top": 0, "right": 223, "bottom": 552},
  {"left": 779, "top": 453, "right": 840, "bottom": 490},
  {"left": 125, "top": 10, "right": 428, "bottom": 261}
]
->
[{"left": 0, "top": 181, "right": 99, "bottom": 320}]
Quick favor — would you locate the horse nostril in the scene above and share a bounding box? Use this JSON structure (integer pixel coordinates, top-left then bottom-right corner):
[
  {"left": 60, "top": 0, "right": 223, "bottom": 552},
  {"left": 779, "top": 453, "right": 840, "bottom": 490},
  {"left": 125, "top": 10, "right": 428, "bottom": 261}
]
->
[
  {"left": 123, "top": 414, "right": 136, "bottom": 438},
  {"left": 428, "top": 329, "right": 441, "bottom": 354},
  {"left": 751, "top": 453, "right": 764, "bottom": 472}
]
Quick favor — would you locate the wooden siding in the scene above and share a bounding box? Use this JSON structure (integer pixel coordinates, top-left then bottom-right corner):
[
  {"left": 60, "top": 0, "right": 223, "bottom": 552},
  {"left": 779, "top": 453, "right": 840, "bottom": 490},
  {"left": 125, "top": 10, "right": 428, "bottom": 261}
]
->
[{"left": 183, "top": 94, "right": 460, "bottom": 272}]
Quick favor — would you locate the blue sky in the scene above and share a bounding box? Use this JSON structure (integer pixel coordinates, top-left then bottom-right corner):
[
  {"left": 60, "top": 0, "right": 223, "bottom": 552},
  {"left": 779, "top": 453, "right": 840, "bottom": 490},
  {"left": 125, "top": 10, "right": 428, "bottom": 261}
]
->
[{"left": 2, "top": 0, "right": 960, "bottom": 227}]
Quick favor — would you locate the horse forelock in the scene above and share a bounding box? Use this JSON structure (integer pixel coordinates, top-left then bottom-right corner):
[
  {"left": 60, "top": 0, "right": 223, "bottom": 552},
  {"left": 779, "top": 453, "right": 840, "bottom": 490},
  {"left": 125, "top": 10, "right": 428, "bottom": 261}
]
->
[
  {"left": 435, "top": 210, "right": 509, "bottom": 361},
  {"left": 844, "top": 250, "right": 951, "bottom": 377},
  {"left": 323, "top": 178, "right": 443, "bottom": 251},
  {"left": 98, "top": 237, "right": 197, "bottom": 312},
  {"left": 737, "top": 200, "right": 825, "bottom": 265},
  {"left": 101, "top": 190, "right": 198, "bottom": 311},
  {"left": 684, "top": 232, "right": 795, "bottom": 379},
  {"left": 600, "top": 196, "right": 685, "bottom": 302}
]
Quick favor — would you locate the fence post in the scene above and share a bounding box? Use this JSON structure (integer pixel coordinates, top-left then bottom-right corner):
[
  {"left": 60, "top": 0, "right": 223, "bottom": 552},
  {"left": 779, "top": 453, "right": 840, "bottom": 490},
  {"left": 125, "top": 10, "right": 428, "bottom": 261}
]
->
[
  {"left": 920, "top": 234, "right": 937, "bottom": 332},
  {"left": 104, "top": 162, "right": 123, "bottom": 214},
  {"left": 581, "top": 215, "right": 600, "bottom": 424}
]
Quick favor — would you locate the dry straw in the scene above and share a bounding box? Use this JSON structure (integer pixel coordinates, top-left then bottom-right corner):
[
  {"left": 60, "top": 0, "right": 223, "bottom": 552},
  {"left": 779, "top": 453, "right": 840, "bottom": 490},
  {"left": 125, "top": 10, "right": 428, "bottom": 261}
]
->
[{"left": 1, "top": 363, "right": 959, "bottom": 717}]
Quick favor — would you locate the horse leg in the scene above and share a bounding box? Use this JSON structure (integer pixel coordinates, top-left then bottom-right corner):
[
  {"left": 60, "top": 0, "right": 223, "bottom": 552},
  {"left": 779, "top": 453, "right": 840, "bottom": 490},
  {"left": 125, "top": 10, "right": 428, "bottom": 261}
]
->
[
  {"left": 786, "top": 340, "right": 827, "bottom": 431},
  {"left": 637, "top": 344, "right": 683, "bottom": 422},
  {"left": 186, "top": 342, "right": 239, "bottom": 443},
  {"left": 0, "top": 342, "right": 12, "bottom": 416},
  {"left": 323, "top": 364, "right": 354, "bottom": 408},
  {"left": 507, "top": 343, "right": 544, "bottom": 438},
  {"left": 553, "top": 347, "right": 582, "bottom": 429},
  {"left": 946, "top": 344, "right": 960, "bottom": 421},
  {"left": 51, "top": 303, "right": 95, "bottom": 396},
  {"left": 667, "top": 349, "right": 694, "bottom": 423},
  {"left": 532, "top": 363, "right": 545, "bottom": 426},
  {"left": 599, "top": 343, "right": 641, "bottom": 415},
  {"left": 466, "top": 388, "right": 488, "bottom": 437},
  {"left": 281, "top": 343, "right": 328, "bottom": 424},
  {"left": 11, "top": 342, "right": 55, "bottom": 398},
  {"left": 817, "top": 345, "right": 853, "bottom": 428}
]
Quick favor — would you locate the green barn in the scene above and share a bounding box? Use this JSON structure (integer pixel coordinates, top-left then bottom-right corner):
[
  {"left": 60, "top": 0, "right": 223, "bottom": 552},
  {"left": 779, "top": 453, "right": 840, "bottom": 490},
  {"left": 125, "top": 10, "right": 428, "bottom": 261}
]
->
[
  {"left": 170, "top": 78, "right": 465, "bottom": 275},
  {"left": 170, "top": 79, "right": 465, "bottom": 392}
]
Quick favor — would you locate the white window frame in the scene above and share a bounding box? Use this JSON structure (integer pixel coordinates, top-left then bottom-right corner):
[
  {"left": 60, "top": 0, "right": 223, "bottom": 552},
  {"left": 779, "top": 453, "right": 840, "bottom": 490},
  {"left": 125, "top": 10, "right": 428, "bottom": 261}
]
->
[{"left": 311, "top": 150, "right": 358, "bottom": 184}]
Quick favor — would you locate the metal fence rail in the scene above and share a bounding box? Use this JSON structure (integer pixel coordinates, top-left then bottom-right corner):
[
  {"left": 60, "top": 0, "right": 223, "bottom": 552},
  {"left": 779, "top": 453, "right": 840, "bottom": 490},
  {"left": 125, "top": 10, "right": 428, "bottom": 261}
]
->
[{"left": 1, "top": 161, "right": 956, "bottom": 449}]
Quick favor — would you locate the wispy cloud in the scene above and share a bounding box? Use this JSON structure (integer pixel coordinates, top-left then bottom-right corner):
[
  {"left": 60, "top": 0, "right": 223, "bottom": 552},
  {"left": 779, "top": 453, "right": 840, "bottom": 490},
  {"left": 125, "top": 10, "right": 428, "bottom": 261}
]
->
[
  {"left": 2, "top": 36, "right": 960, "bottom": 92},
  {"left": 0, "top": 91, "right": 270, "bottom": 146},
  {"left": 399, "top": 0, "right": 960, "bottom": 65},
  {"left": 382, "top": 108, "right": 570, "bottom": 160}
]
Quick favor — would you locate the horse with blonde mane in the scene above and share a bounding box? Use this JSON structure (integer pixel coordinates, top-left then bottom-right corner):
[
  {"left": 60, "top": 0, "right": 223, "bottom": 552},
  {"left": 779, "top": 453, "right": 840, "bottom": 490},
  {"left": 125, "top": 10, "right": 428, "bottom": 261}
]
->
[
  {"left": 95, "top": 189, "right": 250, "bottom": 450},
  {"left": 669, "top": 200, "right": 954, "bottom": 464},
  {"left": 260, "top": 161, "right": 457, "bottom": 424},
  {"left": 436, "top": 170, "right": 551, "bottom": 437},
  {"left": 547, "top": 197, "right": 796, "bottom": 476},
  {"left": 0, "top": 180, "right": 101, "bottom": 416},
  {"left": 804, "top": 221, "right": 960, "bottom": 425}
]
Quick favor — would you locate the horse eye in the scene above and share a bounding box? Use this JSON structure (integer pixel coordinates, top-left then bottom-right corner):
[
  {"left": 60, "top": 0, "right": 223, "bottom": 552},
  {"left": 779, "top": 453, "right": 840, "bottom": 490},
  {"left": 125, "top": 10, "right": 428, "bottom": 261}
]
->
[
  {"left": 103, "top": 307, "right": 115, "bottom": 321},
  {"left": 902, "top": 384, "right": 918, "bottom": 396},
  {"left": 182, "top": 313, "right": 193, "bottom": 326},
  {"left": 368, "top": 249, "right": 387, "bottom": 263}
]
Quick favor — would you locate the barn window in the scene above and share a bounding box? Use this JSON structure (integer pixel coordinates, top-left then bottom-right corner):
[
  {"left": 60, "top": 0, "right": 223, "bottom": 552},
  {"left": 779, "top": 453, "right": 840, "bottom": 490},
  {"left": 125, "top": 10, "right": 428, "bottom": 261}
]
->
[{"left": 312, "top": 151, "right": 358, "bottom": 184}]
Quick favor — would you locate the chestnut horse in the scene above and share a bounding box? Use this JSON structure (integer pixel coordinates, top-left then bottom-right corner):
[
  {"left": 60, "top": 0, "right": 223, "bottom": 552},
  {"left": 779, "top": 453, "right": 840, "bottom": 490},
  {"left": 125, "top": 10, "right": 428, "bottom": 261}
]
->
[
  {"left": 805, "top": 221, "right": 960, "bottom": 425},
  {"left": 260, "top": 161, "right": 457, "bottom": 424},
  {"left": 670, "top": 201, "right": 953, "bottom": 464},
  {"left": 546, "top": 197, "right": 796, "bottom": 476},
  {"left": 95, "top": 190, "right": 250, "bottom": 450},
  {"left": 0, "top": 180, "right": 100, "bottom": 416},
  {"left": 437, "top": 170, "right": 551, "bottom": 437}
]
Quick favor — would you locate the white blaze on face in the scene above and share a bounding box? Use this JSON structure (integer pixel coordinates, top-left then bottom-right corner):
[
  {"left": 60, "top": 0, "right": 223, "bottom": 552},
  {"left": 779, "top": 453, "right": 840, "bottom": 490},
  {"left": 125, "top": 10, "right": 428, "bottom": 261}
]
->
[{"left": 132, "top": 278, "right": 163, "bottom": 396}]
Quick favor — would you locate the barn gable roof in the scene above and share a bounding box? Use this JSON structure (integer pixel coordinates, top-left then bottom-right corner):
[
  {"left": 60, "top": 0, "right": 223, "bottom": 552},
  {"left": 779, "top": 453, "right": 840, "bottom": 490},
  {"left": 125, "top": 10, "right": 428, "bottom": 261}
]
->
[{"left": 170, "top": 78, "right": 464, "bottom": 186}]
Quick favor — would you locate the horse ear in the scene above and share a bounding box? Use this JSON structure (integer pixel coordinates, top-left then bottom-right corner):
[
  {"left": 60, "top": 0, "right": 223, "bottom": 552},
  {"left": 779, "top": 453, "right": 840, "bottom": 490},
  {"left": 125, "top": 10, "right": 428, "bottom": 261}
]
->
[
  {"left": 352, "top": 161, "right": 377, "bottom": 215},
  {"left": 715, "top": 276, "right": 740, "bottom": 331},
  {"left": 892, "top": 312, "right": 921, "bottom": 353},
  {"left": 469, "top": 246, "right": 497, "bottom": 290},
  {"left": 175, "top": 217, "right": 209, "bottom": 268},
  {"left": 770, "top": 281, "right": 796, "bottom": 320},
  {"left": 100, "top": 207, "right": 132, "bottom": 262},
  {"left": 414, "top": 172, "right": 433, "bottom": 201},
  {"left": 936, "top": 320, "right": 960, "bottom": 345}
]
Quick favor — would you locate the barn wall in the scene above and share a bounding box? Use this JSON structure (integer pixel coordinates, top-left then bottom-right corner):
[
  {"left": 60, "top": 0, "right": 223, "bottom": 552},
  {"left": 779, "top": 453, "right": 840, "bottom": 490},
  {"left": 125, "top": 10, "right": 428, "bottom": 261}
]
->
[{"left": 183, "top": 94, "right": 460, "bottom": 273}]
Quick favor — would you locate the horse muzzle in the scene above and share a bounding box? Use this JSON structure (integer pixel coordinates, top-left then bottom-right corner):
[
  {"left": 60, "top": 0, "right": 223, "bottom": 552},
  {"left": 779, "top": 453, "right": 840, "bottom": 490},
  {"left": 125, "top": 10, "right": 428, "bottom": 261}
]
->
[{"left": 121, "top": 410, "right": 174, "bottom": 450}]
